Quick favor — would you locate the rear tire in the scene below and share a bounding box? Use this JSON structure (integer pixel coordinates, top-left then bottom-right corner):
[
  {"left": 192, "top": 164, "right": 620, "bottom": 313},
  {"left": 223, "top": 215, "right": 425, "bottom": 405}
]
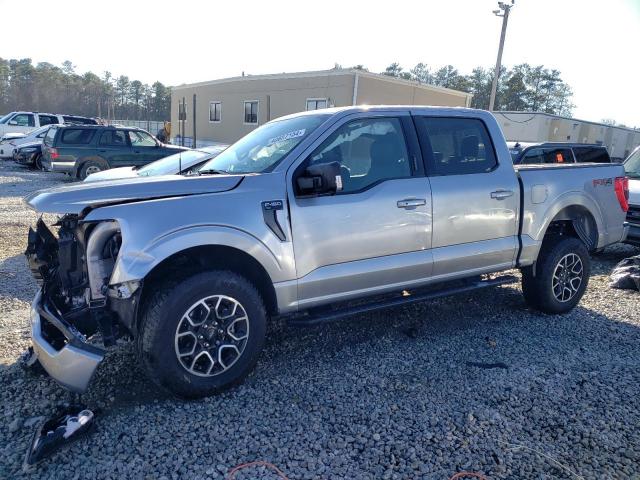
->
[
  {"left": 521, "top": 236, "right": 590, "bottom": 314},
  {"left": 79, "top": 159, "right": 107, "bottom": 180},
  {"left": 137, "top": 270, "right": 267, "bottom": 399}
]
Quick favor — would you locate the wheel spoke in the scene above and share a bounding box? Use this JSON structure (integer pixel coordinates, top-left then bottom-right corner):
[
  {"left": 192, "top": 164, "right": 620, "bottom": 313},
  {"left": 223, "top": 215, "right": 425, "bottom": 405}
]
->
[
  {"left": 175, "top": 294, "right": 250, "bottom": 377},
  {"left": 551, "top": 253, "right": 584, "bottom": 303}
]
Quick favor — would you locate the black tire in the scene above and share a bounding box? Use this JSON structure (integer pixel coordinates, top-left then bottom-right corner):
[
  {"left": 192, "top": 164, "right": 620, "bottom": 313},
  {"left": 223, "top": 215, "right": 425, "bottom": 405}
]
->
[
  {"left": 137, "top": 270, "right": 267, "bottom": 399},
  {"left": 521, "top": 236, "right": 590, "bottom": 314},
  {"left": 33, "top": 153, "right": 44, "bottom": 171},
  {"left": 78, "top": 159, "right": 107, "bottom": 180}
]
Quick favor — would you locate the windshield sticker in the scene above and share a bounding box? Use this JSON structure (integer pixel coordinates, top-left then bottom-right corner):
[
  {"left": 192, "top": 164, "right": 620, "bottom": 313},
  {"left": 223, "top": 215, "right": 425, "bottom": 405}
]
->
[{"left": 268, "top": 129, "right": 305, "bottom": 145}]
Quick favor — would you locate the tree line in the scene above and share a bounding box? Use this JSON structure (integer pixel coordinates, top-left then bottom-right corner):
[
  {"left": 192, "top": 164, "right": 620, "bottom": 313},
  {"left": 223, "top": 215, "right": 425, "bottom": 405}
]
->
[
  {"left": 0, "top": 58, "right": 171, "bottom": 121},
  {"left": 342, "top": 62, "right": 575, "bottom": 116}
]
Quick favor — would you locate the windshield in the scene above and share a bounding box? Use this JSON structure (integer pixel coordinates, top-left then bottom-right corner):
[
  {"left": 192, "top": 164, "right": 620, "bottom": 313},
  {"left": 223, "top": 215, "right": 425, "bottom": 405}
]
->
[
  {"left": 199, "top": 114, "right": 328, "bottom": 174},
  {"left": 137, "top": 150, "right": 211, "bottom": 176},
  {"left": 624, "top": 147, "right": 640, "bottom": 178},
  {"left": 0, "top": 113, "right": 14, "bottom": 124}
]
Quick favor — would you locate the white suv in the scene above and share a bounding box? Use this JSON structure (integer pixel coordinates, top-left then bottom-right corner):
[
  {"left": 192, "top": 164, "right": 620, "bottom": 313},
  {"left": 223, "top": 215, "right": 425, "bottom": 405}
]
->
[{"left": 0, "top": 111, "right": 97, "bottom": 136}]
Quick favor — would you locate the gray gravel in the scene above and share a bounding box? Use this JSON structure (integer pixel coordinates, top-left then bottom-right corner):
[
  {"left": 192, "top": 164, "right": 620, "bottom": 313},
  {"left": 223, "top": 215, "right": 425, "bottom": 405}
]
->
[{"left": 1, "top": 160, "right": 640, "bottom": 479}]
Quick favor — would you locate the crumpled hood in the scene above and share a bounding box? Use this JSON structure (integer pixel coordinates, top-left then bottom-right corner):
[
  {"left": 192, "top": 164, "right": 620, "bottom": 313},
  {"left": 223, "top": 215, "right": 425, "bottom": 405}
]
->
[{"left": 24, "top": 174, "right": 244, "bottom": 214}]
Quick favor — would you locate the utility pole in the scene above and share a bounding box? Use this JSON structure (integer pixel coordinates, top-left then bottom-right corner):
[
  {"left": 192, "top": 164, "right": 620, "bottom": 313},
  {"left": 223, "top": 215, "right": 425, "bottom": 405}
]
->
[{"left": 489, "top": 1, "right": 514, "bottom": 111}]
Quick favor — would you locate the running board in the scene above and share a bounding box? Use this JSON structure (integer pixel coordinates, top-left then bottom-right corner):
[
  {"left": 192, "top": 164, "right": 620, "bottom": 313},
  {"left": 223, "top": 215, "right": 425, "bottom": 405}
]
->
[{"left": 288, "top": 274, "right": 518, "bottom": 327}]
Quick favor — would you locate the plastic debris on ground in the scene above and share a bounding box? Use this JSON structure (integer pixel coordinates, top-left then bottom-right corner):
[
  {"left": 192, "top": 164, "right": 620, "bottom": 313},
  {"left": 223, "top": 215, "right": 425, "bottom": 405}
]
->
[
  {"left": 23, "top": 404, "right": 95, "bottom": 469},
  {"left": 609, "top": 255, "right": 640, "bottom": 291}
]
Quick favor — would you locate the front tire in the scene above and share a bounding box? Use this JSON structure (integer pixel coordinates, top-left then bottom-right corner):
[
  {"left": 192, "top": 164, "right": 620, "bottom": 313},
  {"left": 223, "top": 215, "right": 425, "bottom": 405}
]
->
[
  {"left": 521, "top": 236, "right": 590, "bottom": 314},
  {"left": 138, "top": 271, "right": 267, "bottom": 398}
]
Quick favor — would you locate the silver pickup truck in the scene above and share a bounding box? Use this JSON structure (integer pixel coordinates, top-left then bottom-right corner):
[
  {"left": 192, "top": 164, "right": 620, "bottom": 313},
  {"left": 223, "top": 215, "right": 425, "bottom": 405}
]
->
[{"left": 24, "top": 106, "right": 629, "bottom": 398}]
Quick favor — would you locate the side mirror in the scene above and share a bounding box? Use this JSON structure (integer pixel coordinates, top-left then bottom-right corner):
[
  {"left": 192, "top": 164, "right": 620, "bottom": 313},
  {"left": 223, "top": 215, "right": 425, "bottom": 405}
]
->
[
  {"left": 8, "top": 120, "right": 18, "bottom": 126},
  {"left": 297, "top": 161, "right": 342, "bottom": 196}
]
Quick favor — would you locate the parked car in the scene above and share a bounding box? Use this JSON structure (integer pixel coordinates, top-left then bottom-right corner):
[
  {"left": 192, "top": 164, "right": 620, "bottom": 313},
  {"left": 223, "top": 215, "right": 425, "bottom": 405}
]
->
[
  {"left": 622, "top": 145, "right": 640, "bottom": 246},
  {"left": 41, "top": 125, "right": 188, "bottom": 180},
  {"left": 24, "top": 106, "right": 628, "bottom": 398},
  {"left": 13, "top": 140, "right": 44, "bottom": 169},
  {"left": 508, "top": 142, "right": 611, "bottom": 165},
  {"left": 0, "top": 111, "right": 97, "bottom": 137},
  {"left": 0, "top": 125, "right": 51, "bottom": 159},
  {"left": 84, "top": 144, "right": 228, "bottom": 182}
]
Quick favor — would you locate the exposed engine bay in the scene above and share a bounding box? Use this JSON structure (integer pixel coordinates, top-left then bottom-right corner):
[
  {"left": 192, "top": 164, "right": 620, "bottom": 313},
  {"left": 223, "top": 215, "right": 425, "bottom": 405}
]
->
[{"left": 25, "top": 215, "right": 128, "bottom": 350}]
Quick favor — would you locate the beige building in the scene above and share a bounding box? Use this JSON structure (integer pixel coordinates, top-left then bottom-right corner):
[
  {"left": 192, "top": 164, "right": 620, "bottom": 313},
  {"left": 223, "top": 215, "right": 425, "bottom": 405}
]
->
[
  {"left": 170, "top": 69, "right": 472, "bottom": 145},
  {"left": 494, "top": 111, "right": 640, "bottom": 160}
]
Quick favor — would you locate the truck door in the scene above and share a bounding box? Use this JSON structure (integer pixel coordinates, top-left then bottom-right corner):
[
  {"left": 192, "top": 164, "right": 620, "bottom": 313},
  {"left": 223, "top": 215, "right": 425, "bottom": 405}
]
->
[
  {"left": 413, "top": 115, "right": 519, "bottom": 278},
  {"left": 97, "top": 129, "right": 133, "bottom": 166},
  {"left": 6, "top": 113, "right": 36, "bottom": 133},
  {"left": 288, "top": 113, "right": 433, "bottom": 308},
  {"left": 128, "top": 130, "right": 164, "bottom": 167}
]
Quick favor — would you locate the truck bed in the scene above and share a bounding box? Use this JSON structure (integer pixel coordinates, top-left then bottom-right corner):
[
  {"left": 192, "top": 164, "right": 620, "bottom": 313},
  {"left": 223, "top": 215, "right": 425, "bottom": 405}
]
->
[{"left": 515, "top": 162, "right": 627, "bottom": 266}]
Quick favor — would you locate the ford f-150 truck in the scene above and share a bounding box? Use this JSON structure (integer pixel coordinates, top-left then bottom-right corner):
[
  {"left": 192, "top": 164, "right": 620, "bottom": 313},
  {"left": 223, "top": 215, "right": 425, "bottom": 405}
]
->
[{"left": 24, "top": 106, "right": 629, "bottom": 398}]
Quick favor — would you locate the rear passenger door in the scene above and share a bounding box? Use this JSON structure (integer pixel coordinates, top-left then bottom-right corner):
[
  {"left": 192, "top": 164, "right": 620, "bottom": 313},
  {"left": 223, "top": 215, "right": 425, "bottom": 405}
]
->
[
  {"left": 98, "top": 130, "right": 134, "bottom": 167},
  {"left": 413, "top": 115, "right": 519, "bottom": 278},
  {"left": 128, "top": 130, "right": 162, "bottom": 166}
]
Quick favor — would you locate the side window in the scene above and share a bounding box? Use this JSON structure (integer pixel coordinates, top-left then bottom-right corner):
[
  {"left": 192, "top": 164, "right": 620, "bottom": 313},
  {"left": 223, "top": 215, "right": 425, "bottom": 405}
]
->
[
  {"left": 541, "top": 148, "right": 573, "bottom": 163},
  {"left": 43, "top": 127, "right": 57, "bottom": 146},
  {"left": 11, "top": 113, "right": 35, "bottom": 127},
  {"left": 60, "top": 128, "right": 94, "bottom": 145},
  {"left": 307, "top": 117, "right": 411, "bottom": 194},
  {"left": 521, "top": 148, "right": 544, "bottom": 164},
  {"left": 99, "top": 130, "right": 128, "bottom": 146},
  {"left": 417, "top": 117, "right": 497, "bottom": 175},
  {"left": 306, "top": 98, "right": 328, "bottom": 111},
  {"left": 209, "top": 101, "right": 221, "bottom": 122},
  {"left": 38, "top": 115, "right": 59, "bottom": 126},
  {"left": 244, "top": 101, "right": 258, "bottom": 124},
  {"left": 129, "top": 130, "right": 157, "bottom": 147},
  {"left": 573, "top": 147, "right": 610, "bottom": 163}
]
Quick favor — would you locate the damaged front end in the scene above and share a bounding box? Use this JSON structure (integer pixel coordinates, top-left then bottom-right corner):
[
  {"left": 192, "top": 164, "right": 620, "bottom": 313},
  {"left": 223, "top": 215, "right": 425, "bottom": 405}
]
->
[{"left": 26, "top": 215, "right": 137, "bottom": 393}]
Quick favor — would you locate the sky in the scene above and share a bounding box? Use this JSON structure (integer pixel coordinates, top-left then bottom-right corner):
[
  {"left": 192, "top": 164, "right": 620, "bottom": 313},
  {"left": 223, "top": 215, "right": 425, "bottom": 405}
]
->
[{"left": 2, "top": 0, "right": 639, "bottom": 126}]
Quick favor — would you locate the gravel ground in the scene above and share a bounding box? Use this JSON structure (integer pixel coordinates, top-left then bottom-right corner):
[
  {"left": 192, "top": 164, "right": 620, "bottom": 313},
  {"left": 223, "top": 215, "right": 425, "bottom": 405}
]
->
[{"left": 1, "top": 159, "right": 639, "bottom": 479}]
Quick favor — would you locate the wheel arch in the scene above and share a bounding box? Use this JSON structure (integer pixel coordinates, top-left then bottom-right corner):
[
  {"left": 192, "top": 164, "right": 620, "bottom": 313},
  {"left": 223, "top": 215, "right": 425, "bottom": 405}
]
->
[
  {"left": 75, "top": 155, "right": 110, "bottom": 178},
  {"left": 138, "top": 244, "right": 279, "bottom": 331}
]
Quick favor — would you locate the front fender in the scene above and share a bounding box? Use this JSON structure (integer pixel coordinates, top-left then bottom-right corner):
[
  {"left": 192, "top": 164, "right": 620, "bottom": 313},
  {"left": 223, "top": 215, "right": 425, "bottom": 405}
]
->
[{"left": 108, "top": 224, "right": 287, "bottom": 285}]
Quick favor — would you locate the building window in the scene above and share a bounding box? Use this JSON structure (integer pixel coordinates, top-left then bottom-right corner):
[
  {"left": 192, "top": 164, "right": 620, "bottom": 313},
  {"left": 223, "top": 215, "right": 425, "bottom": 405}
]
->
[
  {"left": 209, "top": 101, "right": 221, "bottom": 122},
  {"left": 306, "top": 98, "right": 328, "bottom": 111},
  {"left": 244, "top": 101, "right": 258, "bottom": 124}
]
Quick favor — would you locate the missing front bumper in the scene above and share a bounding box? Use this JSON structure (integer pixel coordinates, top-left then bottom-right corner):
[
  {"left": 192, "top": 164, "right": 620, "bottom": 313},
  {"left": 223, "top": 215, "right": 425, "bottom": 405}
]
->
[{"left": 30, "top": 291, "right": 105, "bottom": 393}]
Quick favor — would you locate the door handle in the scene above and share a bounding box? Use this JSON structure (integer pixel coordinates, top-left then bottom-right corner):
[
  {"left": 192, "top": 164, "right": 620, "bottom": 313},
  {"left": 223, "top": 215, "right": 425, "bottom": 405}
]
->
[
  {"left": 397, "top": 198, "right": 426, "bottom": 209},
  {"left": 490, "top": 190, "right": 514, "bottom": 200}
]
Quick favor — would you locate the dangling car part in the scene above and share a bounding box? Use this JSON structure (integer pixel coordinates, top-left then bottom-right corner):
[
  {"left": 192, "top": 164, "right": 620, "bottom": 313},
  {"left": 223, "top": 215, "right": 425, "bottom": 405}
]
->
[{"left": 23, "top": 405, "right": 94, "bottom": 467}]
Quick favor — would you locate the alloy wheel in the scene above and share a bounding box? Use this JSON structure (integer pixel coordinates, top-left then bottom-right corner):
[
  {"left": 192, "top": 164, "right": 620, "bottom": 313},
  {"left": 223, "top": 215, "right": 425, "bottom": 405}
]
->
[
  {"left": 551, "top": 253, "right": 583, "bottom": 302},
  {"left": 174, "top": 295, "right": 250, "bottom": 377}
]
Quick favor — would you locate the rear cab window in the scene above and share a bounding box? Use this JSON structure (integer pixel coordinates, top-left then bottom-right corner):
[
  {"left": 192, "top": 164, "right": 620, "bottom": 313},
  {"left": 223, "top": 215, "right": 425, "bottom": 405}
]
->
[
  {"left": 60, "top": 128, "right": 95, "bottom": 145},
  {"left": 415, "top": 117, "right": 497, "bottom": 175}
]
